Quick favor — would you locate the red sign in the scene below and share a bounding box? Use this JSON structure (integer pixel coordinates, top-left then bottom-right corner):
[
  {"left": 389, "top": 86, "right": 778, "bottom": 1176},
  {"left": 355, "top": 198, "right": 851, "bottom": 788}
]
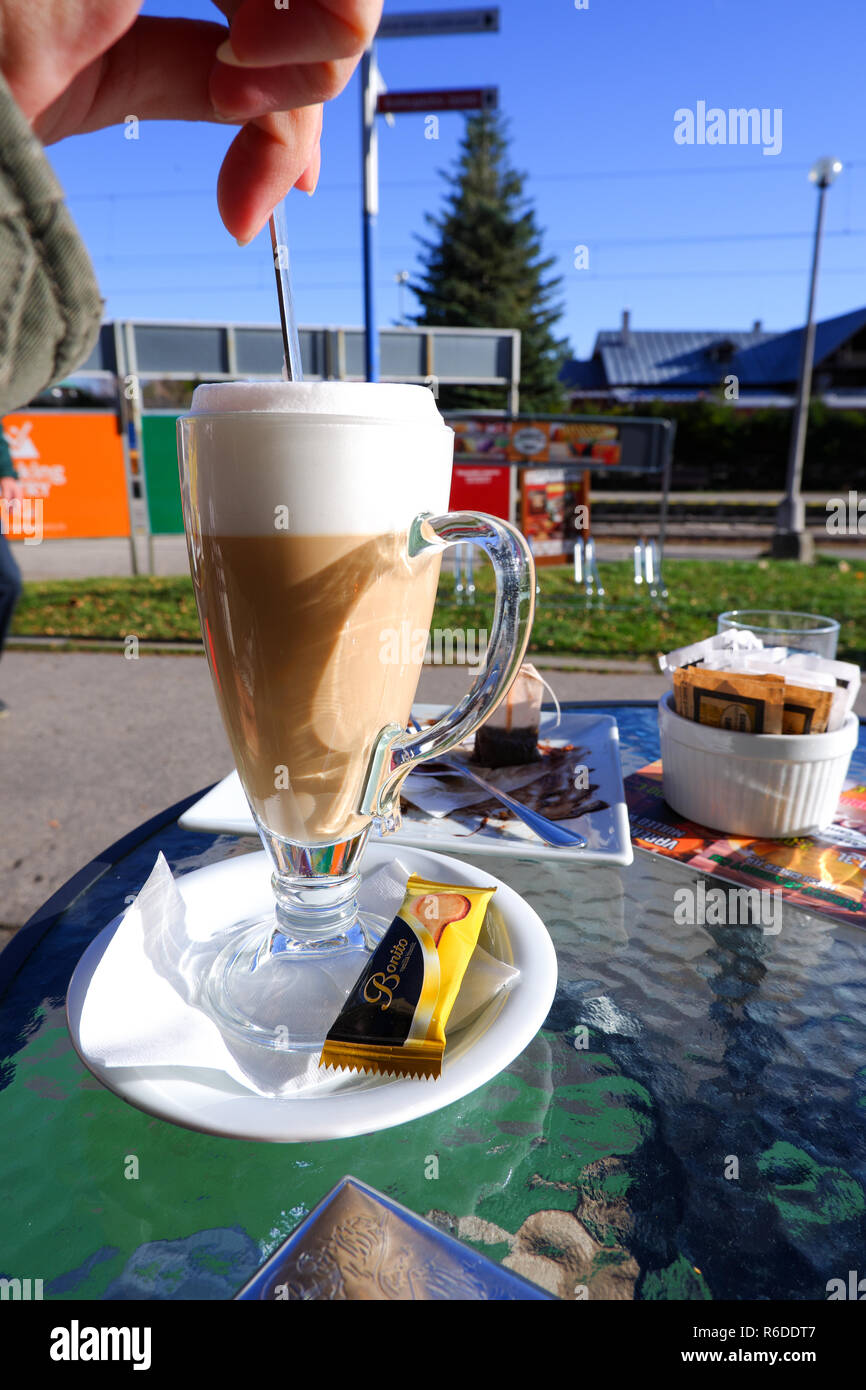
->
[
  {"left": 377, "top": 87, "right": 498, "bottom": 113},
  {"left": 449, "top": 464, "right": 511, "bottom": 521}
]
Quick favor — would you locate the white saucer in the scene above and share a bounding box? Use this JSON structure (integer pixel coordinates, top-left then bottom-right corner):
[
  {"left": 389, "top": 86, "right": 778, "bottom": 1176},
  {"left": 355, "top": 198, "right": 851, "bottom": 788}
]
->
[{"left": 66, "top": 843, "right": 557, "bottom": 1143}]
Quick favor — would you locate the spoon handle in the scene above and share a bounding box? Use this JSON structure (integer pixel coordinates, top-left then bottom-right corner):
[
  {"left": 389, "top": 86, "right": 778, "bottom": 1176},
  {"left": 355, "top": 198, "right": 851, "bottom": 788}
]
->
[{"left": 269, "top": 202, "right": 303, "bottom": 381}]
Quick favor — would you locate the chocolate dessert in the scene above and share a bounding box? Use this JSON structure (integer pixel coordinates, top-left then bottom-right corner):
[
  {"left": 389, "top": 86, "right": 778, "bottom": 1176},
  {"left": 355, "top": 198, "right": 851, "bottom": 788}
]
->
[{"left": 469, "top": 744, "right": 608, "bottom": 823}]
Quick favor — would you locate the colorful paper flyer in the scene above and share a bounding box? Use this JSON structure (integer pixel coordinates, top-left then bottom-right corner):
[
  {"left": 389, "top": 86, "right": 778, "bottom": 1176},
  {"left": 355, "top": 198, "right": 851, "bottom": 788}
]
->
[{"left": 625, "top": 761, "right": 866, "bottom": 930}]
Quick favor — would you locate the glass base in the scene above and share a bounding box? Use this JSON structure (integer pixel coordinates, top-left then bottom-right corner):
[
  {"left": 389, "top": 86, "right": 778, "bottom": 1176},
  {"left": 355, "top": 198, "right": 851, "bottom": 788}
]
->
[{"left": 200, "top": 910, "right": 387, "bottom": 1054}]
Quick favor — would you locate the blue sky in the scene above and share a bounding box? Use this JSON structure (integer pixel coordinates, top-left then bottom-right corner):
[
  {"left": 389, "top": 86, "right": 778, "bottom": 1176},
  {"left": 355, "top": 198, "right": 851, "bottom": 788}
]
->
[{"left": 46, "top": 0, "right": 865, "bottom": 360}]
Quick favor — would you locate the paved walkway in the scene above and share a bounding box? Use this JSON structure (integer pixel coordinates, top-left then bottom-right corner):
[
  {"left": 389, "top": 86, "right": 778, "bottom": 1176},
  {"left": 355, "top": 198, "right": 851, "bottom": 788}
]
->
[
  {"left": 0, "top": 648, "right": 671, "bottom": 936},
  {"left": 12, "top": 531, "right": 865, "bottom": 581}
]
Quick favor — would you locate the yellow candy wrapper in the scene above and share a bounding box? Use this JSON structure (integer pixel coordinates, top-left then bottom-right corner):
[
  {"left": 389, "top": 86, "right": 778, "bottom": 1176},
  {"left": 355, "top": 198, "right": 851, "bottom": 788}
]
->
[{"left": 319, "top": 875, "right": 496, "bottom": 1080}]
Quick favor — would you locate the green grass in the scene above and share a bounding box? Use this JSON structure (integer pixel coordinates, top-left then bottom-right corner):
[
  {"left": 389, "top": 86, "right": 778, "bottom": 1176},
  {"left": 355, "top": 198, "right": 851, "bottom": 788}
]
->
[
  {"left": 11, "top": 555, "right": 866, "bottom": 665},
  {"left": 13, "top": 576, "right": 202, "bottom": 644}
]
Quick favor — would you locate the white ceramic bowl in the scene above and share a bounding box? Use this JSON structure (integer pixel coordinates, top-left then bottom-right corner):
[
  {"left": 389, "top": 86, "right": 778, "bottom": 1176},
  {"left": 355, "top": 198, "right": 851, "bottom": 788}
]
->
[{"left": 658, "top": 692, "right": 858, "bottom": 837}]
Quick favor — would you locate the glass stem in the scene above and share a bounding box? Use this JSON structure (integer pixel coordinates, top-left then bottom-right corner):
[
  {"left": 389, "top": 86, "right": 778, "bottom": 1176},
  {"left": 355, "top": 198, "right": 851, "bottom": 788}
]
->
[
  {"left": 272, "top": 872, "right": 362, "bottom": 943},
  {"left": 255, "top": 818, "right": 371, "bottom": 945}
]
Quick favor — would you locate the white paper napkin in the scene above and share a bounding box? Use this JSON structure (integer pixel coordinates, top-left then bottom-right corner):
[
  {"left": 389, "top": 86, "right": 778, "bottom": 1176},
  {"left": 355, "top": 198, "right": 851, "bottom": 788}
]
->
[{"left": 77, "top": 852, "right": 518, "bottom": 1099}]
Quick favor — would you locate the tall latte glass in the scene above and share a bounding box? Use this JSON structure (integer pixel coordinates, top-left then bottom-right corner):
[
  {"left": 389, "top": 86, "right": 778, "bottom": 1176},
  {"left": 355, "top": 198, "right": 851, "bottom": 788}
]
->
[{"left": 178, "top": 381, "right": 534, "bottom": 1054}]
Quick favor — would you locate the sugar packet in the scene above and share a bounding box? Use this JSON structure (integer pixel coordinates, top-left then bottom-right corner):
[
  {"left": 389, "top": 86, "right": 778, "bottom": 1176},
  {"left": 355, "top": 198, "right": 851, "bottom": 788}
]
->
[{"left": 673, "top": 666, "right": 785, "bottom": 733}]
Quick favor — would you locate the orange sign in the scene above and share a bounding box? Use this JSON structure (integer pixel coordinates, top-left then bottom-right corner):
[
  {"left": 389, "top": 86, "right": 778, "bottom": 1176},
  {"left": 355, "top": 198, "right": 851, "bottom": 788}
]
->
[{"left": 2, "top": 412, "right": 130, "bottom": 540}]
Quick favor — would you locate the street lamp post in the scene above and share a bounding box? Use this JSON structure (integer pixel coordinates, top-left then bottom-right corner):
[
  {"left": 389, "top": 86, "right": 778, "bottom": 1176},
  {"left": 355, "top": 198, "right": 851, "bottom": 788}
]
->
[
  {"left": 395, "top": 270, "right": 410, "bottom": 325},
  {"left": 771, "top": 156, "right": 843, "bottom": 561}
]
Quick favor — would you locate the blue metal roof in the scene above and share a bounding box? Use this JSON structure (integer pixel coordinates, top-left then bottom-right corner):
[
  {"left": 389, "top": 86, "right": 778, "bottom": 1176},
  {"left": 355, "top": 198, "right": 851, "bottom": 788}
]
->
[{"left": 562, "top": 306, "right": 866, "bottom": 390}]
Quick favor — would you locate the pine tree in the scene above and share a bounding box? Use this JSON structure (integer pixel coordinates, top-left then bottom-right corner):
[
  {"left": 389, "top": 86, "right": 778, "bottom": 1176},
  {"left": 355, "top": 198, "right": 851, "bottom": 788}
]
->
[{"left": 411, "top": 111, "right": 570, "bottom": 414}]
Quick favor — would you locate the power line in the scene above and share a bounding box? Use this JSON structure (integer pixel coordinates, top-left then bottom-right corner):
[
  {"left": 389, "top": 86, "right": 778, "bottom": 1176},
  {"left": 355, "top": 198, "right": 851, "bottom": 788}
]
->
[
  {"left": 63, "top": 159, "right": 863, "bottom": 203},
  {"left": 98, "top": 265, "right": 865, "bottom": 294},
  {"left": 87, "top": 227, "right": 866, "bottom": 265},
  {"left": 561, "top": 266, "right": 865, "bottom": 281},
  {"left": 555, "top": 229, "right": 866, "bottom": 249},
  {"left": 530, "top": 161, "right": 863, "bottom": 183}
]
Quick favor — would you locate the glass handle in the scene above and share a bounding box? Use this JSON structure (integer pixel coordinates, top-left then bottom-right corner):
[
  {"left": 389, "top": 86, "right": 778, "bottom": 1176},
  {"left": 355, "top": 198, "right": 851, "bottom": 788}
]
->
[{"left": 359, "top": 511, "right": 536, "bottom": 823}]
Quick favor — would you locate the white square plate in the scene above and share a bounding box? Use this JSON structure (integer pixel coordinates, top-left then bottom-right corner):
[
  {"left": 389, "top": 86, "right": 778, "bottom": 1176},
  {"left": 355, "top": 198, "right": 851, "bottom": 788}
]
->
[{"left": 179, "top": 705, "right": 633, "bottom": 866}]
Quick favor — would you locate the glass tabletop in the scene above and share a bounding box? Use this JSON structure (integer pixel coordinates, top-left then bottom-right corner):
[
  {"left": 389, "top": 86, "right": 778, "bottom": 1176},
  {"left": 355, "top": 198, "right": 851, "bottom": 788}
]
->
[{"left": 1, "top": 702, "right": 864, "bottom": 1302}]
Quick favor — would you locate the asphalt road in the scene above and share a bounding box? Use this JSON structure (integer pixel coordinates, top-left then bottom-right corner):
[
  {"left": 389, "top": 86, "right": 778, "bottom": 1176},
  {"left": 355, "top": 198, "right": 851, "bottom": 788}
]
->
[{"left": 0, "top": 648, "right": 672, "bottom": 939}]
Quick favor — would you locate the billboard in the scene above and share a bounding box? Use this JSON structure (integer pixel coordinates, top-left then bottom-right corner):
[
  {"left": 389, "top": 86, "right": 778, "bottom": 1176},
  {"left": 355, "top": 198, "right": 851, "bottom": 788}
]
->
[
  {"left": 451, "top": 417, "right": 622, "bottom": 466},
  {"left": 2, "top": 412, "right": 130, "bottom": 540}
]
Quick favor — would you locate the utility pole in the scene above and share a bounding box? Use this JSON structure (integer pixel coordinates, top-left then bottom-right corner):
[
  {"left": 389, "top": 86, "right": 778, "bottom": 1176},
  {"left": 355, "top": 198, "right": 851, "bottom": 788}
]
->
[
  {"left": 360, "top": 48, "right": 380, "bottom": 382},
  {"left": 771, "top": 156, "right": 842, "bottom": 561},
  {"left": 361, "top": 8, "right": 500, "bottom": 385}
]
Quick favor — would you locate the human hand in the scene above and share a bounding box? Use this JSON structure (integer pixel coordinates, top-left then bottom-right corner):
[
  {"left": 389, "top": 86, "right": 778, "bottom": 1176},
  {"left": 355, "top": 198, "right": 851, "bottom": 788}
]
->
[
  {"left": 1, "top": 476, "right": 23, "bottom": 504},
  {"left": 0, "top": 0, "right": 383, "bottom": 243}
]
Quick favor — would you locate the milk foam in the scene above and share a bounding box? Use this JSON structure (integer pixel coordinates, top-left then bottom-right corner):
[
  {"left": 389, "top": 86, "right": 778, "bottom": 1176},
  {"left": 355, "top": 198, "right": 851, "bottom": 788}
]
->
[
  {"left": 190, "top": 380, "right": 446, "bottom": 425},
  {"left": 183, "top": 382, "right": 453, "bottom": 536}
]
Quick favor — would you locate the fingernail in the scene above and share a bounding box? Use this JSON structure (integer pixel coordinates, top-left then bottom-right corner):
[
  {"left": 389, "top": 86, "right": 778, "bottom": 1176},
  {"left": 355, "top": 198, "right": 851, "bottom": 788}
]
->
[
  {"left": 215, "top": 39, "right": 262, "bottom": 68},
  {"left": 297, "top": 167, "right": 320, "bottom": 197},
  {"left": 216, "top": 40, "right": 245, "bottom": 67},
  {"left": 236, "top": 217, "right": 267, "bottom": 247}
]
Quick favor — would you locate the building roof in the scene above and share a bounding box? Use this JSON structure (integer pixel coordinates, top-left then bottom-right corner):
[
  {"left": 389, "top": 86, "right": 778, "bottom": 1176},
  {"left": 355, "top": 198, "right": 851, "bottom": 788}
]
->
[{"left": 562, "top": 306, "right": 866, "bottom": 391}]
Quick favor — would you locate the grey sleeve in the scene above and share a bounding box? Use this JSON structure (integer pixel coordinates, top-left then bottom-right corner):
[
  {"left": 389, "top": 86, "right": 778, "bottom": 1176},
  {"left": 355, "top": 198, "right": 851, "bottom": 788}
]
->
[{"left": 0, "top": 71, "right": 102, "bottom": 414}]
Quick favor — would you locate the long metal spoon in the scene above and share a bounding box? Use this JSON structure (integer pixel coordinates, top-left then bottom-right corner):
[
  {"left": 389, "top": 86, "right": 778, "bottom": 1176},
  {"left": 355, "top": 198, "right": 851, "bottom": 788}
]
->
[{"left": 269, "top": 199, "right": 303, "bottom": 380}]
